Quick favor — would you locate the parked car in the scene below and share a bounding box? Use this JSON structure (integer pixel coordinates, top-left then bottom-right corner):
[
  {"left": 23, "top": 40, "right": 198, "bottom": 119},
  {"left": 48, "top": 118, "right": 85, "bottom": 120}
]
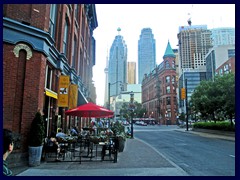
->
[{"left": 135, "top": 121, "right": 147, "bottom": 126}]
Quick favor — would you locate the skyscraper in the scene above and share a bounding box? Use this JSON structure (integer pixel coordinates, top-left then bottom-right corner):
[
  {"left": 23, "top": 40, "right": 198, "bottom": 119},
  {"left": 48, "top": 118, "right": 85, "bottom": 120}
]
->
[
  {"left": 177, "top": 25, "right": 212, "bottom": 71},
  {"left": 211, "top": 27, "right": 235, "bottom": 46},
  {"left": 177, "top": 25, "right": 212, "bottom": 114},
  {"left": 138, "top": 28, "right": 156, "bottom": 84},
  {"left": 127, "top": 62, "right": 136, "bottom": 84},
  {"left": 108, "top": 28, "right": 127, "bottom": 97}
]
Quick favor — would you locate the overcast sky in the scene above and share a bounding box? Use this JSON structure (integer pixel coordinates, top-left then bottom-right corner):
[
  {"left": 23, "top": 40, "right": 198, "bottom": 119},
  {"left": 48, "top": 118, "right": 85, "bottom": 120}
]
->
[{"left": 92, "top": 4, "right": 235, "bottom": 106}]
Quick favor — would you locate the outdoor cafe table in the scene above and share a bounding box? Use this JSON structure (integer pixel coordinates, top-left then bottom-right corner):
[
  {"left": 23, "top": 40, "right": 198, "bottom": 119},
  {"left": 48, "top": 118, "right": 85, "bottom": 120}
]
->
[{"left": 56, "top": 136, "right": 118, "bottom": 163}]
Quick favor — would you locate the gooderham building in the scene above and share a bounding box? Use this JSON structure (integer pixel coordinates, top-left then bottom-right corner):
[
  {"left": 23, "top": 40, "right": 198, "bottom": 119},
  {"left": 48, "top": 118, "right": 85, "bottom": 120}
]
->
[{"left": 142, "top": 41, "right": 178, "bottom": 125}]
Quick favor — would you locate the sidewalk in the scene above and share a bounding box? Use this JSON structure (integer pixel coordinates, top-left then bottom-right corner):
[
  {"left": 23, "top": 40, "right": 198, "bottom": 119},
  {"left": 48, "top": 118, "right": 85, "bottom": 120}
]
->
[
  {"left": 175, "top": 128, "right": 235, "bottom": 141},
  {"left": 16, "top": 138, "right": 188, "bottom": 176}
]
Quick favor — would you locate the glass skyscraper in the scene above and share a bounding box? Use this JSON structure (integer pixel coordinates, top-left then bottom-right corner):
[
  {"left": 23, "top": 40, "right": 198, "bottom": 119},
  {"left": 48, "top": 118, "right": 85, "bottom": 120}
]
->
[
  {"left": 211, "top": 27, "right": 235, "bottom": 46},
  {"left": 138, "top": 28, "right": 156, "bottom": 84},
  {"left": 108, "top": 29, "right": 127, "bottom": 97}
]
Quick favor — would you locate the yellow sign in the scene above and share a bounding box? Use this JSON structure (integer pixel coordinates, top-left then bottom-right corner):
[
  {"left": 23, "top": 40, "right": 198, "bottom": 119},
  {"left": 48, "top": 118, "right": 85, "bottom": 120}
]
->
[
  {"left": 58, "top": 75, "right": 70, "bottom": 107},
  {"left": 69, "top": 84, "right": 78, "bottom": 109},
  {"left": 45, "top": 88, "right": 58, "bottom": 99},
  {"left": 181, "top": 88, "right": 186, "bottom": 100}
]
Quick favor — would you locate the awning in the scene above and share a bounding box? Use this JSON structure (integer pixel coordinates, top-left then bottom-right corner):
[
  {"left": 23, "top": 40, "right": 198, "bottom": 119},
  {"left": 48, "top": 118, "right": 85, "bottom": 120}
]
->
[{"left": 45, "top": 88, "right": 58, "bottom": 99}]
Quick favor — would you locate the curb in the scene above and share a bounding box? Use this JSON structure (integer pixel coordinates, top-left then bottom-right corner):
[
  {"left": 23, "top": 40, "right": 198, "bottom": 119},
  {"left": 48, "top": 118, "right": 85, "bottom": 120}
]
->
[{"left": 175, "top": 128, "right": 235, "bottom": 142}]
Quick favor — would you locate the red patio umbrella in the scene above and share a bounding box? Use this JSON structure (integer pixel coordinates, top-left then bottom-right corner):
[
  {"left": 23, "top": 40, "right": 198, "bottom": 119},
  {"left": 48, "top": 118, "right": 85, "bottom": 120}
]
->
[{"left": 65, "top": 102, "right": 114, "bottom": 118}]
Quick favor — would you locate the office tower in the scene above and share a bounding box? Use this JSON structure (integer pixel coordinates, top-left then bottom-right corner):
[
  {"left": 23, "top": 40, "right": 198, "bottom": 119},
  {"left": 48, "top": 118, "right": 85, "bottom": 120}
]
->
[
  {"left": 177, "top": 25, "right": 212, "bottom": 71},
  {"left": 138, "top": 28, "right": 156, "bottom": 84},
  {"left": 108, "top": 28, "right": 127, "bottom": 97},
  {"left": 177, "top": 25, "right": 212, "bottom": 114},
  {"left": 211, "top": 27, "right": 235, "bottom": 46},
  {"left": 127, "top": 62, "right": 136, "bottom": 84}
]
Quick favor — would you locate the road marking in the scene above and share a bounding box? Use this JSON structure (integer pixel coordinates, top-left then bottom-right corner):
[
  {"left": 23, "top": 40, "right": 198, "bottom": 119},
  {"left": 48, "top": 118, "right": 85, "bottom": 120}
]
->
[{"left": 229, "top": 155, "right": 235, "bottom": 158}]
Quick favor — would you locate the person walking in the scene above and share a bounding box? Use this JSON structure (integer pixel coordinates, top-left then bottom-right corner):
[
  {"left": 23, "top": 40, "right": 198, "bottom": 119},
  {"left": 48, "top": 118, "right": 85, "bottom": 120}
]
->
[{"left": 3, "top": 129, "right": 14, "bottom": 176}]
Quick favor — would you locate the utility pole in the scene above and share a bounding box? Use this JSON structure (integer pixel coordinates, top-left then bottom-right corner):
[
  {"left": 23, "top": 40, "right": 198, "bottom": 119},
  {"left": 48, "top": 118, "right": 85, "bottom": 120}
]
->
[
  {"left": 185, "top": 79, "right": 189, "bottom": 131},
  {"left": 130, "top": 91, "right": 134, "bottom": 139}
]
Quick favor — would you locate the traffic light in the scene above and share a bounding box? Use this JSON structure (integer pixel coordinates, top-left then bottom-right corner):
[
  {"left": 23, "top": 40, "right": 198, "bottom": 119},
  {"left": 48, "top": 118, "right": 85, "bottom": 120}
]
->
[{"left": 181, "top": 88, "right": 186, "bottom": 100}]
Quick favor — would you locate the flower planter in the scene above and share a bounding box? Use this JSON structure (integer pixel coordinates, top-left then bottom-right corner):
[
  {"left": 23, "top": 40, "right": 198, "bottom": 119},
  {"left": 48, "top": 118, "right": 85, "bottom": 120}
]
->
[
  {"left": 28, "top": 146, "right": 43, "bottom": 167},
  {"left": 117, "top": 136, "right": 125, "bottom": 152}
]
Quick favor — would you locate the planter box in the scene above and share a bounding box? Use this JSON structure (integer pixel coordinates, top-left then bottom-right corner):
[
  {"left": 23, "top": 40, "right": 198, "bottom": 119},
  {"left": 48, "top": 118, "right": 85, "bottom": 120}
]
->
[{"left": 28, "top": 146, "right": 43, "bottom": 167}]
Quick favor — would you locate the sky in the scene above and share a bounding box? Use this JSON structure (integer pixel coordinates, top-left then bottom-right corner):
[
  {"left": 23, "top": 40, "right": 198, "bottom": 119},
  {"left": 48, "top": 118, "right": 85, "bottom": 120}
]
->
[{"left": 92, "top": 4, "right": 235, "bottom": 106}]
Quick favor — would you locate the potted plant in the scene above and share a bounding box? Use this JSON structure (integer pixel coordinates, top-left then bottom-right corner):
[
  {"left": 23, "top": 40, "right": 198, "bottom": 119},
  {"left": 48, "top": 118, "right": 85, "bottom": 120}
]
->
[
  {"left": 28, "top": 111, "right": 45, "bottom": 166},
  {"left": 111, "top": 121, "right": 126, "bottom": 152}
]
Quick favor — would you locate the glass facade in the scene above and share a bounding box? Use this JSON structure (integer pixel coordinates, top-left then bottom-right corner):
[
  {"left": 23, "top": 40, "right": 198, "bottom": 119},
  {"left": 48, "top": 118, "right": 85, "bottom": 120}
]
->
[
  {"left": 179, "top": 71, "right": 206, "bottom": 111},
  {"left": 138, "top": 28, "right": 156, "bottom": 84},
  {"left": 108, "top": 35, "right": 127, "bottom": 97}
]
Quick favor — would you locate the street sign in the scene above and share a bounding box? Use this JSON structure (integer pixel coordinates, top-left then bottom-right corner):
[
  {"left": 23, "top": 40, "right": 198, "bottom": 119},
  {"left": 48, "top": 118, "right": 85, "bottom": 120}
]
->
[{"left": 181, "top": 88, "right": 186, "bottom": 100}]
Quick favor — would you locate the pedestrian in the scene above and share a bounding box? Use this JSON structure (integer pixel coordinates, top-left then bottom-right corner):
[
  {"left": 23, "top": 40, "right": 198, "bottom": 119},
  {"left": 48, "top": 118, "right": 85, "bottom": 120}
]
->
[
  {"left": 56, "top": 128, "right": 67, "bottom": 139},
  {"left": 45, "top": 132, "right": 62, "bottom": 161},
  {"left": 3, "top": 129, "right": 14, "bottom": 176},
  {"left": 70, "top": 126, "right": 78, "bottom": 136}
]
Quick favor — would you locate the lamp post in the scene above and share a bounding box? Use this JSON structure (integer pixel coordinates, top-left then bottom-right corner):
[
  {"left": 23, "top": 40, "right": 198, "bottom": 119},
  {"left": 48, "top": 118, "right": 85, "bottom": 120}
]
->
[
  {"left": 129, "top": 91, "right": 134, "bottom": 139},
  {"left": 185, "top": 79, "right": 189, "bottom": 131}
]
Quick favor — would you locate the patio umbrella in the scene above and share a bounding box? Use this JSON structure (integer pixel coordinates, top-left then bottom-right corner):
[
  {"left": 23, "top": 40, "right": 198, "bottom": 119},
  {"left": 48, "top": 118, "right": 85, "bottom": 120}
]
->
[{"left": 65, "top": 102, "right": 114, "bottom": 118}]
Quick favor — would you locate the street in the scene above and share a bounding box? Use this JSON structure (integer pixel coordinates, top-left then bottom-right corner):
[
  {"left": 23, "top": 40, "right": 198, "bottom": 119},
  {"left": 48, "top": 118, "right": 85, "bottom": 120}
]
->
[{"left": 134, "top": 125, "right": 235, "bottom": 176}]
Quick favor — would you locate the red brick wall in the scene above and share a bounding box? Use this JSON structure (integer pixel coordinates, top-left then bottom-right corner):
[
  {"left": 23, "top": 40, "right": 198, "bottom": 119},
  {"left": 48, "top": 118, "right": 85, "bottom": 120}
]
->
[
  {"left": 3, "top": 43, "right": 47, "bottom": 151},
  {"left": 4, "top": 4, "right": 49, "bottom": 30}
]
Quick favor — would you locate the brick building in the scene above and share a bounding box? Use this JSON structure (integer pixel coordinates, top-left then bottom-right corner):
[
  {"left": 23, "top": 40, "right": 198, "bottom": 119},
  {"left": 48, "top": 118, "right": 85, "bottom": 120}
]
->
[
  {"left": 3, "top": 4, "right": 98, "bottom": 165},
  {"left": 142, "top": 41, "right": 178, "bottom": 125},
  {"left": 215, "top": 56, "right": 235, "bottom": 76}
]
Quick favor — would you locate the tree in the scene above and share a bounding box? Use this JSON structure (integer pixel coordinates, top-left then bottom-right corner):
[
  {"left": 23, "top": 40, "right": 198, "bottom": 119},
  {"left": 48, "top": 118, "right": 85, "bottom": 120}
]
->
[
  {"left": 215, "top": 73, "right": 235, "bottom": 124},
  {"left": 190, "top": 73, "right": 235, "bottom": 124},
  {"left": 119, "top": 102, "right": 147, "bottom": 120}
]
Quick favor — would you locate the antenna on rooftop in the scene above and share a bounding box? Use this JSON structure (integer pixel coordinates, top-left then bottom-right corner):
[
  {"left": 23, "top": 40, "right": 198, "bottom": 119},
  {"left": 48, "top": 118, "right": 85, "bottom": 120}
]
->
[
  {"left": 187, "top": 4, "right": 193, "bottom": 26},
  {"left": 117, "top": 27, "right": 121, "bottom": 35}
]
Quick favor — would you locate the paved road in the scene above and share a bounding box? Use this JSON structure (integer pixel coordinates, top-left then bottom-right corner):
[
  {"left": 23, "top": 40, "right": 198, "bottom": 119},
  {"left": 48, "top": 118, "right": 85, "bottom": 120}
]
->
[{"left": 134, "top": 125, "right": 235, "bottom": 176}]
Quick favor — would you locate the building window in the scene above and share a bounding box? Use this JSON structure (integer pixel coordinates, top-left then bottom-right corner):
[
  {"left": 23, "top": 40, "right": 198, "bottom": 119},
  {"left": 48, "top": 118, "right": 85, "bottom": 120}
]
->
[
  {"left": 172, "top": 76, "right": 175, "bottom": 84},
  {"left": 166, "top": 76, "right": 170, "bottom": 84},
  {"left": 45, "top": 65, "right": 52, "bottom": 90},
  {"left": 166, "top": 97, "right": 171, "bottom": 105},
  {"left": 165, "top": 60, "right": 170, "bottom": 68},
  {"left": 228, "top": 49, "right": 235, "bottom": 58},
  {"left": 72, "top": 36, "right": 77, "bottom": 69},
  {"left": 220, "top": 69, "right": 223, "bottom": 75},
  {"left": 172, "top": 60, "right": 175, "bottom": 68},
  {"left": 166, "top": 86, "right": 170, "bottom": 94},
  {"left": 49, "top": 4, "right": 57, "bottom": 38},
  {"left": 63, "top": 17, "right": 69, "bottom": 56}
]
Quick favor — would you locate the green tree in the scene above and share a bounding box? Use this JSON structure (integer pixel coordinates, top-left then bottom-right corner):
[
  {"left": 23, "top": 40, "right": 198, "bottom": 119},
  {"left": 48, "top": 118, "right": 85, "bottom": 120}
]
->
[
  {"left": 191, "top": 73, "right": 235, "bottom": 124},
  {"left": 119, "top": 102, "right": 147, "bottom": 120},
  {"left": 215, "top": 73, "right": 235, "bottom": 124}
]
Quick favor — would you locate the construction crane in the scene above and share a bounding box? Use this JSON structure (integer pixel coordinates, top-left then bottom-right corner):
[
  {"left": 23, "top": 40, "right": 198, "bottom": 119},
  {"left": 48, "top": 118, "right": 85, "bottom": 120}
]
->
[{"left": 187, "top": 5, "right": 193, "bottom": 26}]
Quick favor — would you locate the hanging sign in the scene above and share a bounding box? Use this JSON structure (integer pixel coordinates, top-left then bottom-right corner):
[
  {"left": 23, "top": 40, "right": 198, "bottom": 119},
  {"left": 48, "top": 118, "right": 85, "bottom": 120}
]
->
[{"left": 58, "top": 75, "right": 70, "bottom": 107}]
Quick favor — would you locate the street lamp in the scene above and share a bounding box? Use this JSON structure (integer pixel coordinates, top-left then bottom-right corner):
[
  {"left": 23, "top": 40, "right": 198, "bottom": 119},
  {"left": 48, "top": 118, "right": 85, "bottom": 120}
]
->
[{"left": 129, "top": 91, "right": 134, "bottom": 139}]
